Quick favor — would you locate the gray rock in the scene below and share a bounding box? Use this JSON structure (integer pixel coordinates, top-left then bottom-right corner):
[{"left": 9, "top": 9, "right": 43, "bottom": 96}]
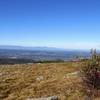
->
[{"left": 27, "top": 96, "right": 58, "bottom": 100}]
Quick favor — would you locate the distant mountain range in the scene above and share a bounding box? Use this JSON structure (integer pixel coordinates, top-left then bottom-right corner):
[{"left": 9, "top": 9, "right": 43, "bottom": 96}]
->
[{"left": 0, "top": 45, "right": 66, "bottom": 51}]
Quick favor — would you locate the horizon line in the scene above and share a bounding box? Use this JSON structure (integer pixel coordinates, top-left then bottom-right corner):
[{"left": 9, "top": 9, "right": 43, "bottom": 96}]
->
[{"left": 0, "top": 44, "right": 97, "bottom": 51}]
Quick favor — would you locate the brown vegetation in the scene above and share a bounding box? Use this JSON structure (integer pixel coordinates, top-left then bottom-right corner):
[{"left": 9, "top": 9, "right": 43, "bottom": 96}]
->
[
  {"left": 1, "top": 61, "right": 100, "bottom": 100},
  {"left": 0, "top": 62, "right": 83, "bottom": 100}
]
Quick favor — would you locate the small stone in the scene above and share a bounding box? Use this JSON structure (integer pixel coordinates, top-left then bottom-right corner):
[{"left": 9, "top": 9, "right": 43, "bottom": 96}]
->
[
  {"left": 36, "top": 76, "right": 44, "bottom": 81},
  {"left": 51, "top": 96, "right": 58, "bottom": 100}
]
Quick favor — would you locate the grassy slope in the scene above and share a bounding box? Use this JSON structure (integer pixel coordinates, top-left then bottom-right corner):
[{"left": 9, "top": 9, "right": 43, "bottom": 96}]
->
[{"left": 0, "top": 62, "right": 87, "bottom": 100}]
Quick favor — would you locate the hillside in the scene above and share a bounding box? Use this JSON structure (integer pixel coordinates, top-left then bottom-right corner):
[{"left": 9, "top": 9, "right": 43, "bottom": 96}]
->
[
  {"left": 0, "top": 61, "right": 100, "bottom": 100},
  {"left": 0, "top": 61, "right": 82, "bottom": 100}
]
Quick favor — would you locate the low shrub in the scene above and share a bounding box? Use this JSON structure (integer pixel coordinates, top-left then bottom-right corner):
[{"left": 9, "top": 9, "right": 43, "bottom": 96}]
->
[{"left": 82, "top": 49, "right": 100, "bottom": 97}]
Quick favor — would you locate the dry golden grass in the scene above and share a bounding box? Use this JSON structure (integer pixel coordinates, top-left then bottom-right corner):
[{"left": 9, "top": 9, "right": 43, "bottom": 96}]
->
[{"left": 0, "top": 61, "right": 96, "bottom": 100}]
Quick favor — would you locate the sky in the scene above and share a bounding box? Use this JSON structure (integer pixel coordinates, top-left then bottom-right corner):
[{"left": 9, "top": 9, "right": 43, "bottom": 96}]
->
[{"left": 0, "top": 0, "right": 100, "bottom": 49}]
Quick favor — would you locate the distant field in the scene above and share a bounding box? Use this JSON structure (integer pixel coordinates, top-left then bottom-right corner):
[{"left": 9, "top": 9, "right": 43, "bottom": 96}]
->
[
  {"left": 0, "top": 58, "right": 65, "bottom": 64},
  {"left": 0, "top": 49, "right": 90, "bottom": 63}
]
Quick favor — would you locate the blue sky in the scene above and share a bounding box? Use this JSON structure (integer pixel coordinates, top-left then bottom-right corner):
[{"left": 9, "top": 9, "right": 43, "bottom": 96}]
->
[{"left": 0, "top": 0, "right": 100, "bottom": 49}]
